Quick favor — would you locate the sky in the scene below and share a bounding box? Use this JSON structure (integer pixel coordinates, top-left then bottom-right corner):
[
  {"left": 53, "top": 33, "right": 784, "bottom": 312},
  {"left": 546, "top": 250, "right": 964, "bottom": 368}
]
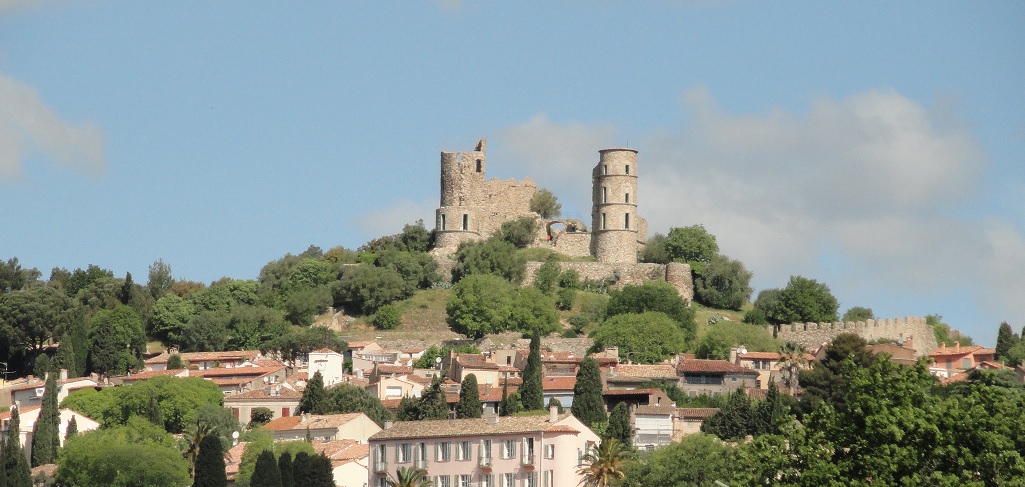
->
[{"left": 2, "top": 1, "right": 1022, "bottom": 346}]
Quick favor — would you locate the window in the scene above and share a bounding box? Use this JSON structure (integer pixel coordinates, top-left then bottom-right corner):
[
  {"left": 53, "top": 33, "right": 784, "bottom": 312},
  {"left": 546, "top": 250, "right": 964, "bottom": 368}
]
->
[
  {"left": 414, "top": 443, "right": 427, "bottom": 468},
  {"left": 435, "top": 476, "right": 451, "bottom": 487},
  {"left": 522, "top": 472, "right": 537, "bottom": 487},
  {"left": 480, "top": 439, "right": 492, "bottom": 465},
  {"left": 601, "top": 213, "right": 606, "bottom": 230},
  {"left": 476, "top": 159, "right": 482, "bottom": 173},
  {"left": 625, "top": 164, "right": 630, "bottom": 175},
  {"left": 386, "top": 386, "right": 402, "bottom": 397},
  {"left": 602, "top": 186, "right": 607, "bottom": 203},
  {"left": 437, "top": 442, "right": 451, "bottom": 462},
  {"left": 625, "top": 192, "right": 630, "bottom": 203},
  {"left": 962, "top": 358, "right": 971, "bottom": 369},
  {"left": 441, "top": 214, "right": 447, "bottom": 231},
  {"left": 544, "top": 444, "right": 555, "bottom": 460},
  {"left": 522, "top": 438, "right": 535, "bottom": 464},
  {"left": 543, "top": 471, "right": 554, "bottom": 487},
  {"left": 503, "top": 473, "right": 516, "bottom": 487},
  {"left": 625, "top": 213, "right": 630, "bottom": 229},
  {"left": 281, "top": 407, "right": 290, "bottom": 417},
  {"left": 501, "top": 439, "right": 516, "bottom": 459},
  {"left": 603, "top": 164, "right": 608, "bottom": 175},
  {"left": 457, "top": 441, "right": 471, "bottom": 461},
  {"left": 479, "top": 474, "right": 495, "bottom": 487},
  {"left": 458, "top": 475, "right": 472, "bottom": 487},
  {"left": 462, "top": 214, "right": 469, "bottom": 231},
  {"left": 375, "top": 444, "right": 387, "bottom": 472},
  {"left": 398, "top": 443, "right": 411, "bottom": 463}
]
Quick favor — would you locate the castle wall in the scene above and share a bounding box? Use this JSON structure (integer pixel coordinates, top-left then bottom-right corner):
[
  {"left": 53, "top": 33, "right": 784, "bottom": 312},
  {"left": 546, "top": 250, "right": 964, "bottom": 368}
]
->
[
  {"left": 775, "top": 317, "right": 938, "bottom": 357},
  {"left": 522, "top": 261, "right": 694, "bottom": 302}
]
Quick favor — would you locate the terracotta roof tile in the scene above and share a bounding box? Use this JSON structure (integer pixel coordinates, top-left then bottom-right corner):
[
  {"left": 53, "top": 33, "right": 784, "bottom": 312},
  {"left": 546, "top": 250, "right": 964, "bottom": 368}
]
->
[
  {"left": 224, "top": 386, "right": 303, "bottom": 400},
  {"left": 145, "top": 350, "right": 259, "bottom": 364},
  {"left": 603, "top": 388, "right": 658, "bottom": 396},
  {"left": 263, "top": 413, "right": 365, "bottom": 431},
  {"left": 0, "top": 405, "right": 41, "bottom": 419},
  {"left": 457, "top": 354, "right": 499, "bottom": 369},
  {"left": 676, "top": 408, "right": 719, "bottom": 419},
  {"left": 370, "top": 413, "right": 577, "bottom": 440},
  {"left": 676, "top": 359, "right": 758, "bottom": 375},
  {"left": 739, "top": 352, "right": 780, "bottom": 360},
  {"left": 612, "top": 364, "right": 677, "bottom": 379},
  {"left": 635, "top": 405, "right": 674, "bottom": 415},
  {"left": 541, "top": 376, "right": 576, "bottom": 391},
  {"left": 192, "top": 366, "right": 284, "bottom": 378}
]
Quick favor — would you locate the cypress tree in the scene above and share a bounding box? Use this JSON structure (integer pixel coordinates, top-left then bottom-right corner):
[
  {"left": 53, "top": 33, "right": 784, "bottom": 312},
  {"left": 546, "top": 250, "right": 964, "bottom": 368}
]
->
[
  {"left": 65, "top": 415, "right": 78, "bottom": 442},
  {"left": 147, "top": 393, "right": 163, "bottom": 427},
  {"left": 396, "top": 395, "right": 420, "bottom": 421},
  {"left": 519, "top": 335, "right": 544, "bottom": 411},
  {"left": 701, "top": 388, "right": 754, "bottom": 440},
  {"left": 299, "top": 371, "right": 325, "bottom": 414},
  {"left": 605, "top": 402, "right": 632, "bottom": 449},
  {"left": 278, "top": 451, "right": 294, "bottom": 487},
  {"left": 752, "top": 381, "right": 789, "bottom": 436},
  {"left": 456, "top": 374, "right": 482, "bottom": 418},
  {"left": 118, "top": 271, "right": 134, "bottom": 305},
  {"left": 310, "top": 454, "right": 334, "bottom": 487},
  {"left": 571, "top": 358, "right": 607, "bottom": 427},
  {"left": 292, "top": 451, "right": 313, "bottom": 487},
  {"left": 193, "top": 434, "right": 228, "bottom": 487},
  {"left": 417, "top": 377, "right": 449, "bottom": 420},
  {"left": 499, "top": 379, "right": 511, "bottom": 417},
  {"left": 251, "top": 449, "right": 282, "bottom": 487},
  {"left": 996, "top": 322, "right": 1018, "bottom": 362},
  {"left": 0, "top": 447, "right": 7, "bottom": 487},
  {"left": 30, "top": 373, "right": 60, "bottom": 466},
  {"left": 2, "top": 407, "right": 32, "bottom": 487},
  {"left": 54, "top": 333, "right": 78, "bottom": 377}
]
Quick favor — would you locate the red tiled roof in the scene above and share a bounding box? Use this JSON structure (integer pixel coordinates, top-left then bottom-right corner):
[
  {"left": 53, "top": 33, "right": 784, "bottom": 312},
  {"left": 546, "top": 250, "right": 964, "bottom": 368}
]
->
[
  {"left": 540, "top": 351, "right": 582, "bottom": 363},
  {"left": 612, "top": 364, "right": 677, "bottom": 379},
  {"left": 676, "top": 408, "right": 719, "bottom": 419},
  {"left": 264, "top": 412, "right": 365, "bottom": 432},
  {"left": 8, "top": 377, "right": 96, "bottom": 393},
  {"left": 541, "top": 376, "right": 576, "bottom": 391},
  {"left": 676, "top": 359, "right": 758, "bottom": 375},
  {"left": 603, "top": 388, "right": 658, "bottom": 396},
  {"left": 192, "top": 366, "right": 284, "bottom": 378},
  {"left": 313, "top": 440, "right": 369, "bottom": 467},
  {"left": 457, "top": 354, "right": 499, "bottom": 370},
  {"left": 376, "top": 364, "right": 413, "bottom": 374},
  {"left": 929, "top": 346, "right": 995, "bottom": 358},
  {"left": 120, "top": 370, "right": 187, "bottom": 381},
  {"left": 0, "top": 404, "right": 41, "bottom": 419},
  {"left": 739, "top": 352, "right": 780, "bottom": 360},
  {"left": 145, "top": 350, "right": 259, "bottom": 364},
  {"left": 347, "top": 341, "right": 373, "bottom": 349}
]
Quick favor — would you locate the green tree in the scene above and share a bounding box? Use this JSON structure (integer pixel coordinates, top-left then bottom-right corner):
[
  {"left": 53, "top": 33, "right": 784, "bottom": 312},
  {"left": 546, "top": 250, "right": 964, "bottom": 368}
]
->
[
  {"left": 60, "top": 376, "right": 225, "bottom": 434},
  {"left": 332, "top": 265, "right": 409, "bottom": 315},
  {"left": 751, "top": 381, "right": 791, "bottom": 436},
  {"left": 3, "top": 407, "right": 31, "bottom": 487},
  {"left": 497, "top": 216, "right": 539, "bottom": 248},
  {"left": 693, "top": 254, "right": 752, "bottom": 310},
  {"left": 606, "top": 281, "right": 696, "bottom": 340},
  {"left": 577, "top": 438, "right": 628, "bottom": 487},
  {"left": 0, "top": 285, "right": 76, "bottom": 353},
  {"left": 319, "top": 384, "right": 394, "bottom": 427},
  {"left": 621, "top": 433, "right": 736, "bottom": 487},
  {"left": 118, "top": 272, "right": 134, "bottom": 305},
  {"left": 53, "top": 332, "right": 79, "bottom": 377},
  {"left": 55, "top": 418, "right": 190, "bottom": 487},
  {"left": 166, "top": 353, "right": 184, "bottom": 370},
  {"left": 260, "top": 326, "right": 346, "bottom": 363},
  {"left": 0, "top": 257, "right": 40, "bottom": 293},
  {"left": 605, "top": 402, "right": 632, "bottom": 450},
  {"left": 498, "top": 378, "right": 511, "bottom": 417},
  {"left": 532, "top": 260, "right": 560, "bottom": 296},
  {"left": 193, "top": 434, "right": 228, "bottom": 487},
  {"left": 414, "top": 377, "right": 449, "bottom": 420},
  {"left": 291, "top": 451, "right": 313, "bottom": 487},
  {"left": 150, "top": 294, "right": 195, "bottom": 350},
  {"left": 776, "top": 341, "right": 807, "bottom": 396},
  {"left": 745, "top": 288, "right": 782, "bottom": 325},
  {"left": 701, "top": 388, "right": 754, "bottom": 440},
  {"left": 249, "top": 407, "right": 274, "bottom": 428},
  {"left": 399, "top": 220, "right": 434, "bottom": 253},
  {"left": 376, "top": 249, "right": 440, "bottom": 292},
  {"left": 65, "top": 415, "right": 78, "bottom": 441},
  {"left": 278, "top": 452, "right": 294, "bottom": 487},
  {"left": 770, "top": 276, "right": 839, "bottom": 324},
  {"left": 30, "top": 373, "right": 58, "bottom": 469},
  {"left": 695, "top": 321, "right": 780, "bottom": 360},
  {"left": 445, "top": 274, "right": 515, "bottom": 339},
  {"left": 638, "top": 233, "right": 670, "bottom": 264},
  {"left": 87, "top": 304, "right": 145, "bottom": 376},
  {"left": 250, "top": 449, "right": 282, "bottom": 487},
  {"left": 995, "top": 321, "right": 1019, "bottom": 363},
  {"left": 665, "top": 225, "right": 719, "bottom": 275},
  {"left": 452, "top": 238, "right": 527, "bottom": 284},
  {"left": 299, "top": 370, "right": 326, "bottom": 414},
  {"left": 61, "top": 264, "right": 114, "bottom": 299},
  {"left": 146, "top": 393, "right": 163, "bottom": 426},
  {"left": 842, "top": 306, "right": 874, "bottom": 322},
  {"left": 798, "top": 333, "right": 874, "bottom": 414},
  {"left": 508, "top": 287, "right": 559, "bottom": 336},
  {"left": 386, "top": 465, "right": 434, "bottom": 486},
  {"left": 456, "top": 374, "right": 482, "bottom": 419},
  {"left": 147, "top": 258, "right": 175, "bottom": 299},
  {"left": 572, "top": 358, "right": 607, "bottom": 427},
  {"left": 530, "top": 188, "right": 562, "bottom": 219},
  {"left": 373, "top": 304, "right": 403, "bottom": 330},
  {"left": 591, "top": 312, "right": 689, "bottom": 364},
  {"left": 519, "top": 335, "right": 544, "bottom": 411}
]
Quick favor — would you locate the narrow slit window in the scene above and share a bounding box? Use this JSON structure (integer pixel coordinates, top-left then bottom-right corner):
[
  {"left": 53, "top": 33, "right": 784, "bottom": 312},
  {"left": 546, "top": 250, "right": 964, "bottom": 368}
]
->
[
  {"left": 625, "top": 192, "right": 630, "bottom": 203},
  {"left": 603, "top": 164, "right": 608, "bottom": 175},
  {"left": 602, "top": 186, "right": 607, "bottom": 203},
  {"left": 441, "top": 214, "right": 447, "bottom": 231},
  {"left": 462, "top": 214, "right": 469, "bottom": 231},
  {"left": 625, "top": 213, "right": 630, "bottom": 229},
  {"left": 625, "top": 164, "right": 630, "bottom": 175},
  {"left": 476, "top": 159, "right": 482, "bottom": 173},
  {"left": 601, "top": 213, "right": 606, "bottom": 230}
]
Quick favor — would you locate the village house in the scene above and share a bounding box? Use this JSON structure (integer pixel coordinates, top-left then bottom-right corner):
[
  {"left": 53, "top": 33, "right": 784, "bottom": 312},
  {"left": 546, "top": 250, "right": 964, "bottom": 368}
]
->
[
  {"left": 928, "top": 343, "right": 996, "bottom": 374},
  {"left": 263, "top": 412, "right": 382, "bottom": 443},
  {"left": 0, "top": 405, "right": 100, "bottom": 461},
  {"left": 224, "top": 374, "right": 307, "bottom": 424},
  {"left": 368, "top": 408, "right": 599, "bottom": 487},
  {"left": 674, "top": 408, "right": 719, "bottom": 438},
  {"left": 7, "top": 370, "right": 98, "bottom": 409},
  {"left": 313, "top": 439, "right": 372, "bottom": 487},
  {"left": 144, "top": 350, "right": 262, "bottom": 371},
  {"left": 675, "top": 359, "right": 759, "bottom": 396},
  {"left": 730, "top": 349, "right": 780, "bottom": 389}
]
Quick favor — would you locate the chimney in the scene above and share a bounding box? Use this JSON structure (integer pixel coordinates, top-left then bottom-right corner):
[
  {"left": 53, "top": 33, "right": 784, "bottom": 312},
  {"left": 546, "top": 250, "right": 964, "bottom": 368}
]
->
[
  {"left": 549, "top": 404, "right": 558, "bottom": 423},
  {"left": 302, "top": 413, "right": 309, "bottom": 423},
  {"left": 488, "top": 415, "right": 499, "bottom": 425},
  {"left": 384, "top": 421, "right": 394, "bottom": 430},
  {"left": 60, "top": 368, "right": 68, "bottom": 382},
  {"left": 729, "top": 348, "right": 738, "bottom": 364},
  {"left": 955, "top": 342, "right": 960, "bottom": 353}
]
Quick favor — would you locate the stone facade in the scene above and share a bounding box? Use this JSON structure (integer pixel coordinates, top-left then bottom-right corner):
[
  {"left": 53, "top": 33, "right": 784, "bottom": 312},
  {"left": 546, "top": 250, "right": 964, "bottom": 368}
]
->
[
  {"left": 431, "top": 139, "right": 695, "bottom": 301},
  {"left": 775, "top": 316, "right": 938, "bottom": 357}
]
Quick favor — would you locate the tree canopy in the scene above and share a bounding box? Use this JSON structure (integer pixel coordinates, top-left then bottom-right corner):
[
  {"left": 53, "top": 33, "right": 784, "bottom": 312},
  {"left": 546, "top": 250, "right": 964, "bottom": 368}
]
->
[
  {"left": 592, "top": 312, "right": 689, "bottom": 364},
  {"left": 530, "top": 188, "right": 562, "bottom": 219}
]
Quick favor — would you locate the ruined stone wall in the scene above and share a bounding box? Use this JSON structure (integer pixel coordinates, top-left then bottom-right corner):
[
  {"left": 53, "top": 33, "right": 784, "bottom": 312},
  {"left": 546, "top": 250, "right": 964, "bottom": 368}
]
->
[
  {"left": 522, "top": 261, "right": 694, "bottom": 302},
  {"left": 775, "top": 316, "right": 938, "bottom": 357}
]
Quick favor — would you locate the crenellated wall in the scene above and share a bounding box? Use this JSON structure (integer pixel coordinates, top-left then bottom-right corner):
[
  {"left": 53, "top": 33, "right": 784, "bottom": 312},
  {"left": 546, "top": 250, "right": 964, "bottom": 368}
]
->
[
  {"left": 775, "top": 316, "right": 937, "bottom": 357},
  {"left": 522, "top": 261, "right": 694, "bottom": 302}
]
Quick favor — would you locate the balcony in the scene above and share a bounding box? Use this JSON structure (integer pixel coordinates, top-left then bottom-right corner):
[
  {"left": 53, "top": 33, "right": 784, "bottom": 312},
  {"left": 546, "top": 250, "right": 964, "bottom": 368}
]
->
[
  {"left": 373, "top": 461, "right": 388, "bottom": 474},
  {"left": 478, "top": 456, "right": 492, "bottom": 469},
  {"left": 520, "top": 453, "right": 535, "bottom": 467},
  {"left": 414, "top": 457, "right": 428, "bottom": 470}
]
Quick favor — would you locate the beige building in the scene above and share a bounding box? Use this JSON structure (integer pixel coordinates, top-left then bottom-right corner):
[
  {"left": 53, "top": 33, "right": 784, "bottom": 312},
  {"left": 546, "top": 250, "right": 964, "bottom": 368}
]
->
[
  {"left": 8, "top": 371, "right": 97, "bottom": 409},
  {"left": 369, "top": 409, "right": 599, "bottom": 487},
  {"left": 263, "top": 412, "right": 382, "bottom": 443},
  {"left": 0, "top": 405, "right": 100, "bottom": 462}
]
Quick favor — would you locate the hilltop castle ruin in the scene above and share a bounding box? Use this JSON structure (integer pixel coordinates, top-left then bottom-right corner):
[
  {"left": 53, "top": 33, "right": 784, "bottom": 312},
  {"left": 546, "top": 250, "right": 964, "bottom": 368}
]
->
[{"left": 431, "top": 139, "right": 693, "bottom": 300}]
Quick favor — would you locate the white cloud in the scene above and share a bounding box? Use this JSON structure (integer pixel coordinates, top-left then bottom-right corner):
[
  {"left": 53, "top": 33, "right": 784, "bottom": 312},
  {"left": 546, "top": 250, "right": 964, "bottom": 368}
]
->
[
  {"left": 0, "top": 73, "right": 106, "bottom": 182},
  {"left": 350, "top": 198, "right": 436, "bottom": 243},
  {"left": 494, "top": 88, "right": 1025, "bottom": 337}
]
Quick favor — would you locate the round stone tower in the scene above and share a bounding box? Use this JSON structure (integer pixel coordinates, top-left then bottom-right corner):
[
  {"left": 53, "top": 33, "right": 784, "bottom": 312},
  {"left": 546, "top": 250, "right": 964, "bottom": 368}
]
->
[
  {"left": 591, "top": 148, "right": 639, "bottom": 263},
  {"left": 435, "top": 139, "right": 487, "bottom": 249}
]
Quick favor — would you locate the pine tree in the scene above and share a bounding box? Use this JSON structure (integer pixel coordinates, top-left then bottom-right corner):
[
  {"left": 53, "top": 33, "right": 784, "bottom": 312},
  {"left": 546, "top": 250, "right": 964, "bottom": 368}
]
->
[
  {"left": 519, "top": 335, "right": 544, "bottom": 411},
  {"left": 2, "top": 407, "right": 32, "bottom": 487},
  {"left": 572, "top": 358, "right": 607, "bottom": 427},
  {"left": 456, "top": 374, "right": 482, "bottom": 418},
  {"left": 605, "top": 402, "right": 632, "bottom": 449},
  {"left": 299, "top": 371, "right": 325, "bottom": 414},
  {"left": 193, "top": 434, "right": 228, "bottom": 487},
  {"left": 65, "top": 415, "right": 78, "bottom": 442},
  {"left": 251, "top": 449, "right": 282, "bottom": 487},
  {"left": 30, "top": 373, "right": 60, "bottom": 466},
  {"left": 995, "top": 322, "right": 1018, "bottom": 363},
  {"left": 278, "top": 451, "right": 294, "bottom": 487}
]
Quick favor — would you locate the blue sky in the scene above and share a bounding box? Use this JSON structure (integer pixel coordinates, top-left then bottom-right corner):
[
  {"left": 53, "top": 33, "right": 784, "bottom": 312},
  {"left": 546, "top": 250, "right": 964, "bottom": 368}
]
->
[{"left": 2, "top": 1, "right": 1022, "bottom": 346}]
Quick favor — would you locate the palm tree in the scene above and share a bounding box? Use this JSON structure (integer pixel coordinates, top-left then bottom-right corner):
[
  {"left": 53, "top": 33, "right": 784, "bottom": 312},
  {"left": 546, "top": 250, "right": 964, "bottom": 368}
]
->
[
  {"left": 577, "top": 438, "right": 628, "bottom": 487},
  {"left": 777, "top": 341, "right": 807, "bottom": 395},
  {"left": 386, "top": 466, "right": 433, "bottom": 487}
]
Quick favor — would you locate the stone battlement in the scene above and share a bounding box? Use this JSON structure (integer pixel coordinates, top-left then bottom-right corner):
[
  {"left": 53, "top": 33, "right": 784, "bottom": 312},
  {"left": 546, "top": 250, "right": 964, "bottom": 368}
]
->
[{"left": 775, "top": 316, "right": 937, "bottom": 357}]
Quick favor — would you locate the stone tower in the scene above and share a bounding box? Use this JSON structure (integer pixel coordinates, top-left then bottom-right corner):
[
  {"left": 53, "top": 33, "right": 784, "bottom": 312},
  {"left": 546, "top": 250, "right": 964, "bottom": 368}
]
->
[
  {"left": 591, "top": 148, "right": 640, "bottom": 263},
  {"left": 435, "top": 139, "right": 488, "bottom": 249}
]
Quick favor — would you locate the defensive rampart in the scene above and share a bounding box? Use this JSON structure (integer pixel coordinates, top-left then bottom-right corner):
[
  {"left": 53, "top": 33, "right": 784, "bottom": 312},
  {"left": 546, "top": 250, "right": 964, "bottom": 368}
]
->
[
  {"left": 522, "top": 261, "right": 694, "bottom": 302},
  {"left": 775, "top": 316, "right": 937, "bottom": 357}
]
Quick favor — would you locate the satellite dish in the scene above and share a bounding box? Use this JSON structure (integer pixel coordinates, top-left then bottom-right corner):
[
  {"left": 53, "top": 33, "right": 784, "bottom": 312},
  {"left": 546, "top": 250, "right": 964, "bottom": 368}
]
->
[
  {"left": 737, "top": 346, "right": 748, "bottom": 355},
  {"left": 232, "top": 431, "right": 240, "bottom": 439}
]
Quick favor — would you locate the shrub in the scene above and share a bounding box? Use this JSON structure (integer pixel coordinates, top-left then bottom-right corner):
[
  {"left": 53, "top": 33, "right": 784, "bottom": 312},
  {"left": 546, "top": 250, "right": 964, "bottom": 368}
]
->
[{"left": 372, "top": 304, "right": 402, "bottom": 330}]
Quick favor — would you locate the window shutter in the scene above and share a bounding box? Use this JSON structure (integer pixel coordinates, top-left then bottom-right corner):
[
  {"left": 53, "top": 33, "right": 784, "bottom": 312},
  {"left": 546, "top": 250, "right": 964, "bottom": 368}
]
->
[{"left": 395, "top": 444, "right": 400, "bottom": 462}]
